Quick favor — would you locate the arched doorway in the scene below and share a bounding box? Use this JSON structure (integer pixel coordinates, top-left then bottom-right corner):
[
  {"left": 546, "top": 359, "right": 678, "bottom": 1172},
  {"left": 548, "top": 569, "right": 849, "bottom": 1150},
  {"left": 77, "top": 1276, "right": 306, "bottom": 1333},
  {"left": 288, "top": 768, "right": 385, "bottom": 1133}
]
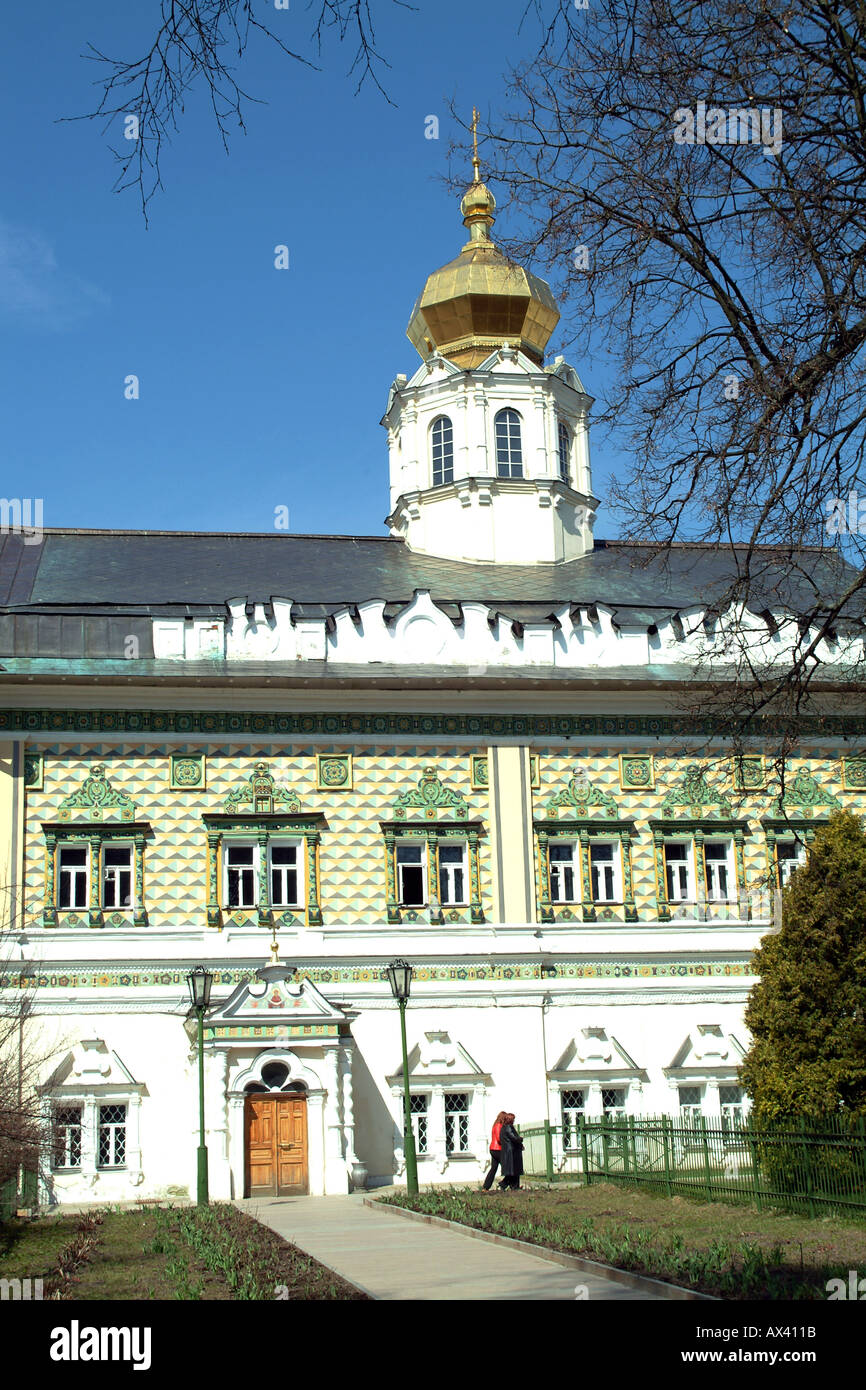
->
[{"left": 243, "top": 1062, "right": 309, "bottom": 1196}]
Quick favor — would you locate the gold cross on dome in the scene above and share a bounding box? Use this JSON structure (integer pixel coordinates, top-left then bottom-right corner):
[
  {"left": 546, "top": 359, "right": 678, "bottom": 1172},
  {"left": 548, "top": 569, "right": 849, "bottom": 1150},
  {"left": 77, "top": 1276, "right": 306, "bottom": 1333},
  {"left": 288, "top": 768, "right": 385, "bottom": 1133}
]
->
[{"left": 471, "top": 106, "right": 481, "bottom": 183}]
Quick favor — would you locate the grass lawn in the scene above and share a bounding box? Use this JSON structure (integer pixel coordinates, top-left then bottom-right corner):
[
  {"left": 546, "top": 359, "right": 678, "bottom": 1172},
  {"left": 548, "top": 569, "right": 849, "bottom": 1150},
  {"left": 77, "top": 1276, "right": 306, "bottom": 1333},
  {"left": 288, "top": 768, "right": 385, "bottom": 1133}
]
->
[
  {"left": 379, "top": 1183, "right": 866, "bottom": 1298},
  {"left": 0, "top": 1204, "right": 368, "bottom": 1300}
]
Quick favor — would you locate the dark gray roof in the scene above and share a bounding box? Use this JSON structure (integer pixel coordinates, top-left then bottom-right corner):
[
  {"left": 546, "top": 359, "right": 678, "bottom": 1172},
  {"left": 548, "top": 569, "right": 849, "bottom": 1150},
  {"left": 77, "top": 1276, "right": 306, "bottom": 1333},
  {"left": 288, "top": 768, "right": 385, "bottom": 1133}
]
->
[{"left": 0, "top": 528, "right": 858, "bottom": 618}]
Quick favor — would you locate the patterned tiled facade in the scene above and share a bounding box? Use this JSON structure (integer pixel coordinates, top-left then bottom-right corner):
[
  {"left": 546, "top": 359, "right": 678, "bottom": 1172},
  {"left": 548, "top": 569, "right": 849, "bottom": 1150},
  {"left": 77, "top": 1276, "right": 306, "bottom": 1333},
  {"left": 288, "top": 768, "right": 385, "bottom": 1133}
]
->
[{"left": 21, "top": 737, "right": 860, "bottom": 930}]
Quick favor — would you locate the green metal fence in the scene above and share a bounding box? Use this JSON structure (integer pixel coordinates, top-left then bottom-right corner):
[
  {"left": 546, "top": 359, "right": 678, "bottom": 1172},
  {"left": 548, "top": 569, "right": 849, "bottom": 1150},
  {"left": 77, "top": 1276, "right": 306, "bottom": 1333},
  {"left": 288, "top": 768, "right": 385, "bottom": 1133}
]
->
[
  {"left": 0, "top": 1171, "right": 38, "bottom": 1221},
  {"left": 521, "top": 1115, "right": 866, "bottom": 1218}
]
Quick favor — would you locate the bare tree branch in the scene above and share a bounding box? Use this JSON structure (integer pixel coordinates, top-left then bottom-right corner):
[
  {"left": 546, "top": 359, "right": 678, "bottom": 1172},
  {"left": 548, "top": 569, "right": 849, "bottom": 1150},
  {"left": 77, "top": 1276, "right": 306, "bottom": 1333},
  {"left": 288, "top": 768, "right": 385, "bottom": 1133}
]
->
[{"left": 63, "top": 1, "right": 413, "bottom": 221}]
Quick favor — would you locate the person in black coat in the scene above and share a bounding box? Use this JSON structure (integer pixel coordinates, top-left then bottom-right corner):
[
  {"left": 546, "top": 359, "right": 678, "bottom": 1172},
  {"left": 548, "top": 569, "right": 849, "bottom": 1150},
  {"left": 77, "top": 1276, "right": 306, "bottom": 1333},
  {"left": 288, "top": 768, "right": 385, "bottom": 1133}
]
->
[{"left": 497, "top": 1113, "right": 524, "bottom": 1190}]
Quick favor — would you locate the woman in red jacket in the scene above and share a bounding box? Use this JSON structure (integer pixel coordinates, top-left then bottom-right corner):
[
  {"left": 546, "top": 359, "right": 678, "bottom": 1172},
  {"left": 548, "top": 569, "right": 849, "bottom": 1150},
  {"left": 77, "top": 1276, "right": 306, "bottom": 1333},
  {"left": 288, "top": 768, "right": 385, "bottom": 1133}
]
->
[{"left": 482, "top": 1111, "right": 508, "bottom": 1190}]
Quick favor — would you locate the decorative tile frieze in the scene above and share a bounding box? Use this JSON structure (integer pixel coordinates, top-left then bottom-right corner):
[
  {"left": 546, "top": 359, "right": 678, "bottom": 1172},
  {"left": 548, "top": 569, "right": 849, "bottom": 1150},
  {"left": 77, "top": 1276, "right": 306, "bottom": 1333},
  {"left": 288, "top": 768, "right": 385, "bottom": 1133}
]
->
[
  {"left": 731, "top": 754, "right": 765, "bottom": 790},
  {"left": 470, "top": 754, "right": 489, "bottom": 790},
  {"left": 0, "top": 957, "right": 755, "bottom": 992},
  {"left": 619, "top": 754, "right": 654, "bottom": 791},
  {"left": 842, "top": 757, "right": 866, "bottom": 791},
  {"left": 316, "top": 754, "right": 352, "bottom": 790},
  {"left": 170, "top": 754, "right": 206, "bottom": 789},
  {"left": 23, "top": 751, "right": 43, "bottom": 789},
  {"left": 6, "top": 706, "right": 866, "bottom": 738}
]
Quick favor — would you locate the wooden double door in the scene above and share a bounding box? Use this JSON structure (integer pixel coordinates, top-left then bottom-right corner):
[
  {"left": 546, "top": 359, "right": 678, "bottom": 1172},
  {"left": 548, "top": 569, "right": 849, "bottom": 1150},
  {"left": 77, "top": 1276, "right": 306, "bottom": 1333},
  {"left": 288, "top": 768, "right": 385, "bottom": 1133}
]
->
[{"left": 245, "top": 1093, "right": 309, "bottom": 1196}]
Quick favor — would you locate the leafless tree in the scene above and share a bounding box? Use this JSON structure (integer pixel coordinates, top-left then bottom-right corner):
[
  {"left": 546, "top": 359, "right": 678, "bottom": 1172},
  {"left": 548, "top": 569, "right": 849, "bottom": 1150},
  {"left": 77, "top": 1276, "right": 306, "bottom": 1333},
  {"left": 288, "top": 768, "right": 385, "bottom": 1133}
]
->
[
  {"left": 0, "top": 919, "right": 59, "bottom": 1212},
  {"left": 66, "top": 0, "right": 412, "bottom": 220},
  {"left": 470, "top": 0, "right": 866, "bottom": 747}
]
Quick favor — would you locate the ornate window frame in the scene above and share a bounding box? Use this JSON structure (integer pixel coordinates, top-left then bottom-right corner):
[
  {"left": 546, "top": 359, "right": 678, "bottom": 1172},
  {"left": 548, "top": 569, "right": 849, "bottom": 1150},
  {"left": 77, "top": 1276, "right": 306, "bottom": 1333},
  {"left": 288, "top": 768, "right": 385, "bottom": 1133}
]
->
[
  {"left": 202, "top": 813, "right": 325, "bottom": 928},
  {"left": 534, "top": 818, "right": 638, "bottom": 923},
  {"left": 41, "top": 821, "right": 151, "bottom": 929},
  {"left": 380, "top": 820, "right": 484, "bottom": 924},
  {"left": 649, "top": 818, "right": 751, "bottom": 922}
]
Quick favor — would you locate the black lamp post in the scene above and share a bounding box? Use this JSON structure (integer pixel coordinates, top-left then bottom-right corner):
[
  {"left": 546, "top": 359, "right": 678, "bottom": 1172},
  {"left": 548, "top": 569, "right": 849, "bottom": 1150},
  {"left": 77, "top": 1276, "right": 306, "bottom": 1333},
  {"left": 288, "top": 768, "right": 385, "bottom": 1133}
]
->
[
  {"left": 385, "top": 959, "right": 418, "bottom": 1196},
  {"left": 186, "top": 965, "right": 214, "bottom": 1206}
]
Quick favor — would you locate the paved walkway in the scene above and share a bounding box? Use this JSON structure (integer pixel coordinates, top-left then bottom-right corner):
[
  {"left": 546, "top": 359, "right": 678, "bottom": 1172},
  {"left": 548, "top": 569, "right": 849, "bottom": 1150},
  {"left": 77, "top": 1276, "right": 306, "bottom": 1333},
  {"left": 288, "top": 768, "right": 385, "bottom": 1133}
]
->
[{"left": 235, "top": 1194, "right": 668, "bottom": 1300}]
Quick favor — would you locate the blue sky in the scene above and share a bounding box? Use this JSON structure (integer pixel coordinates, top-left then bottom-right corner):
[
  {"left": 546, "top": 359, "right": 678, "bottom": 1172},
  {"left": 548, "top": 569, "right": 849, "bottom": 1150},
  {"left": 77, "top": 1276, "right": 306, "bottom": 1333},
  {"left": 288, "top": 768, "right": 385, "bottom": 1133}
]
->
[{"left": 0, "top": 2, "right": 621, "bottom": 538}]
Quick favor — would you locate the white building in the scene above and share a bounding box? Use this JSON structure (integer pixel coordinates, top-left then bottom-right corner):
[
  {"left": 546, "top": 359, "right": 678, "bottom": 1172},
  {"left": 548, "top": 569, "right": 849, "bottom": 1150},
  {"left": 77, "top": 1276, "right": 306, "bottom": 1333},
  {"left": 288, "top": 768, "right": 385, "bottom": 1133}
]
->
[{"left": 1, "top": 168, "right": 862, "bottom": 1204}]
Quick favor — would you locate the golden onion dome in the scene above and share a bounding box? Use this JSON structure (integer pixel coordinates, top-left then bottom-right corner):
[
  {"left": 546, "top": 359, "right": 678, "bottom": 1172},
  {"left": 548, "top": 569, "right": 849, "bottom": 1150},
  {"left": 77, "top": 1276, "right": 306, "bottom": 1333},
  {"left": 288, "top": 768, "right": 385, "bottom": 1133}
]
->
[{"left": 407, "top": 165, "right": 560, "bottom": 369}]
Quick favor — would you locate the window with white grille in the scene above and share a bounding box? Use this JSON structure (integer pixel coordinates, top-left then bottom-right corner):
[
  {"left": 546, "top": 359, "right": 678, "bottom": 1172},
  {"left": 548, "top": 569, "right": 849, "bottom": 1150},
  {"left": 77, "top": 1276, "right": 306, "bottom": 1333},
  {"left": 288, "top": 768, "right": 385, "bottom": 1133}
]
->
[
  {"left": 549, "top": 842, "right": 578, "bottom": 902},
  {"left": 53, "top": 1106, "right": 82, "bottom": 1169},
  {"left": 444, "top": 1093, "right": 470, "bottom": 1153},
  {"left": 269, "top": 842, "right": 301, "bottom": 907},
  {"left": 601, "top": 1087, "right": 626, "bottom": 1120},
  {"left": 678, "top": 1085, "right": 703, "bottom": 1129},
  {"left": 225, "top": 843, "right": 257, "bottom": 908},
  {"left": 664, "top": 842, "right": 693, "bottom": 901},
  {"left": 102, "top": 845, "right": 133, "bottom": 909},
  {"left": 560, "top": 1089, "right": 585, "bottom": 1149},
  {"left": 720, "top": 1085, "right": 745, "bottom": 1132},
  {"left": 590, "top": 842, "right": 621, "bottom": 902},
  {"left": 704, "top": 841, "right": 734, "bottom": 901},
  {"left": 397, "top": 844, "right": 426, "bottom": 906},
  {"left": 410, "top": 1094, "right": 429, "bottom": 1155},
  {"left": 98, "top": 1104, "right": 127, "bottom": 1168},
  {"left": 58, "top": 846, "right": 88, "bottom": 909},
  {"left": 438, "top": 844, "right": 467, "bottom": 905}
]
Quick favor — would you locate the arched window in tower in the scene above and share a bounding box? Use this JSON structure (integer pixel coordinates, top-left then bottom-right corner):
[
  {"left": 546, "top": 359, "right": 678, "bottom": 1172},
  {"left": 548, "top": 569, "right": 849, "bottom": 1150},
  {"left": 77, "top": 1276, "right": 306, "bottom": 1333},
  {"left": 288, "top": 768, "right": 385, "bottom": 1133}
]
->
[
  {"left": 431, "top": 416, "right": 454, "bottom": 486},
  {"left": 495, "top": 409, "right": 523, "bottom": 478},
  {"left": 558, "top": 421, "right": 571, "bottom": 482}
]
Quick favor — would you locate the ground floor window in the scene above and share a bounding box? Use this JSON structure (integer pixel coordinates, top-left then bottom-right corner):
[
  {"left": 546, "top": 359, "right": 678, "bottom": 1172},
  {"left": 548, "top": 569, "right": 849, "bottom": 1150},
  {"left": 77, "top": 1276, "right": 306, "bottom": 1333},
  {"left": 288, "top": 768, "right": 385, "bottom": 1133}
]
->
[
  {"left": 410, "top": 1094, "right": 429, "bottom": 1155},
  {"left": 720, "top": 1085, "right": 745, "bottom": 1132},
  {"left": 601, "top": 1087, "right": 627, "bottom": 1120},
  {"left": 444, "top": 1093, "right": 470, "bottom": 1154},
  {"left": 98, "top": 1104, "right": 127, "bottom": 1168},
  {"left": 53, "top": 1106, "right": 83, "bottom": 1169},
  {"left": 678, "top": 1085, "right": 703, "bottom": 1128},
  {"left": 560, "top": 1089, "right": 585, "bottom": 1149}
]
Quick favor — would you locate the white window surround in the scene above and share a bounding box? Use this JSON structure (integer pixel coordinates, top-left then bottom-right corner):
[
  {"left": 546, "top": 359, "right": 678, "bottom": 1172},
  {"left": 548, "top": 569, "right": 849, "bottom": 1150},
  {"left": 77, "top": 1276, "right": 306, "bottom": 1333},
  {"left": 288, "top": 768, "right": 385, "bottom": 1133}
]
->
[
  {"left": 387, "top": 1031, "right": 491, "bottom": 1175},
  {"left": 39, "top": 1040, "right": 144, "bottom": 1198},
  {"left": 393, "top": 1087, "right": 482, "bottom": 1170}
]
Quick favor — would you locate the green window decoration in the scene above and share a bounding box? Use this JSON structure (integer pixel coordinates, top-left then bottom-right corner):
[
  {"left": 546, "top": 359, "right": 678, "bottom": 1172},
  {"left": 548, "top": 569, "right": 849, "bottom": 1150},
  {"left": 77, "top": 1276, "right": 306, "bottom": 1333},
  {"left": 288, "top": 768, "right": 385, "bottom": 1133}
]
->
[{"left": 42, "top": 822, "right": 150, "bottom": 929}]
